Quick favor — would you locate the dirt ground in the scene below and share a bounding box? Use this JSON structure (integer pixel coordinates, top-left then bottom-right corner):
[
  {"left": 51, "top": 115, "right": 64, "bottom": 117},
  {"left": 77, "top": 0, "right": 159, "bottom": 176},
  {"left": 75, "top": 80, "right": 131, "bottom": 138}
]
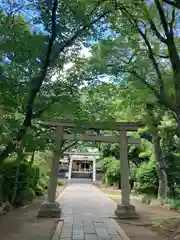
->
[
  {"left": 0, "top": 187, "right": 63, "bottom": 240},
  {"left": 100, "top": 187, "right": 180, "bottom": 240},
  {"left": 116, "top": 198, "right": 180, "bottom": 240}
]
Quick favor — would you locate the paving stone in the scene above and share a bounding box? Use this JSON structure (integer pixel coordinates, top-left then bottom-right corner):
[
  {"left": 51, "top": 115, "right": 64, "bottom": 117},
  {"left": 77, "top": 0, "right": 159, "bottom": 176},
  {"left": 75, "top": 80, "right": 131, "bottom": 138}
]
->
[
  {"left": 60, "top": 232, "right": 72, "bottom": 238},
  {"left": 72, "top": 234, "right": 84, "bottom": 240},
  {"left": 73, "top": 229, "right": 84, "bottom": 235},
  {"left": 55, "top": 183, "right": 130, "bottom": 240},
  {"left": 85, "top": 234, "right": 98, "bottom": 240},
  {"left": 83, "top": 220, "right": 93, "bottom": 224},
  {"left": 95, "top": 228, "right": 109, "bottom": 238},
  {"left": 64, "top": 217, "right": 74, "bottom": 223},
  {"left": 103, "top": 220, "right": 115, "bottom": 229},
  {"left": 61, "top": 228, "right": 73, "bottom": 234},
  {"left": 73, "top": 224, "right": 84, "bottom": 229},
  {"left": 84, "top": 227, "right": 96, "bottom": 234},
  {"left": 60, "top": 228, "right": 73, "bottom": 238},
  {"left": 93, "top": 219, "right": 103, "bottom": 223},
  {"left": 106, "top": 228, "right": 119, "bottom": 235},
  {"left": 62, "top": 225, "right": 73, "bottom": 229},
  {"left": 93, "top": 223, "right": 105, "bottom": 228}
]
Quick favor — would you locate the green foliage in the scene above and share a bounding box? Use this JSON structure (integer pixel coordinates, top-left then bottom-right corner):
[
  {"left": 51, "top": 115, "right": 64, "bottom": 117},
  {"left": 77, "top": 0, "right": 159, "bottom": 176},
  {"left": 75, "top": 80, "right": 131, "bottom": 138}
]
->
[
  {"left": 24, "top": 188, "right": 36, "bottom": 202},
  {"left": 97, "top": 157, "right": 120, "bottom": 186},
  {"left": 1, "top": 0, "right": 180, "bottom": 208},
  {"left": 96, "top": 157, "right": 114, "bottom": 172},
  {"left": 0, "top": 161, "right": 40, "bottom": 205},
  {"left": 104, "top": 160, "right": 120, "bottom": 186},
  {"left": 57, "top": 179, "right": 65, "bottom": 186},
  {"left": 161, "top": 198, "right": 180, "bottom": 210},
  {"left": 135, "top": 159, "right": 158, "bottom": 196},
  {"left": 35, "top": 184, "right": 45, "bottom": 196}
]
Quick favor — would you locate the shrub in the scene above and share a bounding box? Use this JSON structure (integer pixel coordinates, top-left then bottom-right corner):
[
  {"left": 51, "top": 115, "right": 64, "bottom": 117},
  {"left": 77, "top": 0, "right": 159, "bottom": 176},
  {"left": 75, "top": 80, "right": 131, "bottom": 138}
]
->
[
  {"left": 135, "top": 159, "right": 158, "bottom": 196},
  {"left": 0, "top": 161, "right": 40, "bottom": 205},
  {"left": 23, "top": 188, "right": 36, "bottom": 201},
  {"left": 161, "top": 198, "right": 180, "bottom": 210},
  {"left": 97, "top": 157, "right": 115, "bottom": 172},
  {"left": 57, "top": 180, "right": 64, "bottom": 186},
  {"left": 35, "top": 184, "right": 45, "bottom": 196},
  {"left": 105, "top": 160, "right": 120, "bottom": 186},
  {"left": 170, "top": 200, "right": 180, "bottom": 210}
]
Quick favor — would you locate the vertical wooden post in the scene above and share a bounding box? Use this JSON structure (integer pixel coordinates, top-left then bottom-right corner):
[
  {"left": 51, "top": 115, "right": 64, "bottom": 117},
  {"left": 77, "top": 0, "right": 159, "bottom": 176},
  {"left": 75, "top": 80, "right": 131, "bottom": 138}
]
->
[
  {"left": 93, "top": 159, "right": 96, "bottom": 182},
  {"left": 115, "top": 130, "right": 137, "bottom": 219},
  {"left": 47, "top": 125, "right": 64, "bottom": 202},
  {"left": 68, "top": 158, "right": 73, "bottom": 180},
  {"left": 37, "top": 125, "right": 63, "bottom": 218},
  {"left": 119, "top": 130, "right": 130, "bottom": 205}
]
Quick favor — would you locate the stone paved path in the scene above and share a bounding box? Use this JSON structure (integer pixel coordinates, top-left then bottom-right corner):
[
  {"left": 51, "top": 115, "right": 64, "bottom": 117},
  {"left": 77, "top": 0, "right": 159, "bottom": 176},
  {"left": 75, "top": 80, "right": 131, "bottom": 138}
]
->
[{"left": 53, "top": 183, "right": 129, "bottom": 240}]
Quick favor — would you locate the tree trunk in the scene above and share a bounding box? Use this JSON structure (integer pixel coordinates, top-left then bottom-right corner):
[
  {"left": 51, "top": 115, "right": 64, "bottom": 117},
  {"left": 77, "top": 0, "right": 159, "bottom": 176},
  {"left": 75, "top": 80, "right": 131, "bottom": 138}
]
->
[
  {"left": 175, "top": 112, "right": 180, "bottom": 139},
  {"left": 11, "top": 144, "right": 24, "bottom": 205},
  {"left": 152, "top": 134, "right": 168, "bottom": 200}
]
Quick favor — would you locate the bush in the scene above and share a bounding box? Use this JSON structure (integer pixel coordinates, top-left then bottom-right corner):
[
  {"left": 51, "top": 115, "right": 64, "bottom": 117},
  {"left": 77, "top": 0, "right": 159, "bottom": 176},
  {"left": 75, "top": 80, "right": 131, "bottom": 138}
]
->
[
  {"left": 38, "top": 174, "right": 48, "bottom": 190},
  {"left": 162, "top": 198, "right": 180, "bottom": 210},
  {"left": 35, "top": 184, "right": 45, "bottom": 196},
  {"left": 105, "top": 160, "right": 120, "bottom": 186},
  {"left": 23, "top": 188, "right": 36, "bottom": 201},
  {"left": 135, "top": 159, "right": 158, "bottom": 196},
  {"left": 57, "top": 180, "right": 64, "bottom": 186},
  {"left": 97, "top": 157, "right": 115, "bottom": 172},
  {"left": 0, "top": 161, "right": 40, "bottom": 205},
  {"left": 100, "top": 158, "right": 120, "bottom": 187},
  {"left": 170, "top": 200, "right": 180, "bottom": 210}
]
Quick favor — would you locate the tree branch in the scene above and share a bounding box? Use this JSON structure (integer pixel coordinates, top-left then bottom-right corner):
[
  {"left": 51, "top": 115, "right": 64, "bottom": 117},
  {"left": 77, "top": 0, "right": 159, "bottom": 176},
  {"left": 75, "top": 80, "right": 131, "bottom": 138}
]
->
[
  {"left": 0, "top": 0, "right": 58, "bottom": 162},
  {"left": 23, "top": 0, "right": 58, "bottom": 127},
  {"left": 157, "top": 54, "right": 169, "bottom": 59},
  {"left": 119, "top": 5, "right": 165, "bottom": 98},
  {"left": 154, "top": 0, "right": 170, "bottom": 37},
  {"left": 53, "top": 10, "right": 110, "bottom": 61},
  {"left": 163, "top": 0, "right": 180, "bottom": 9},
  {"left": 32, "top": 97, "right": 59, "bottom": 119},
  {"left": 62, "top": 141, "right": 77, "bottom": 153},
  {"left": 128, "top": 69, "right": 176, "bottom": 111},
  {"left": 169, "top": 8, "right": 175, "bottom": 35},
  {"left": 144, "top": 7, "right": 167, "bottom": 43}
]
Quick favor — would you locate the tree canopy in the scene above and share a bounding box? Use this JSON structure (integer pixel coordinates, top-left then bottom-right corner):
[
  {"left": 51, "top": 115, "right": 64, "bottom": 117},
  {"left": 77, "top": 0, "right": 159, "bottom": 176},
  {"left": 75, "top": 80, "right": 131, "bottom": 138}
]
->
[{"left": 1, "top": 0, "right": 180, "bottom": 208}]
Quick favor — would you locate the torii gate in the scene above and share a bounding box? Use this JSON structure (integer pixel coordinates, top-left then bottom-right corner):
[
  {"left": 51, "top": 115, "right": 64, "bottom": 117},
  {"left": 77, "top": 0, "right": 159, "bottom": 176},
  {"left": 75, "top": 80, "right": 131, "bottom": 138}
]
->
[{"left": 37, "top": 120, "right": 143, "bottom": 219}]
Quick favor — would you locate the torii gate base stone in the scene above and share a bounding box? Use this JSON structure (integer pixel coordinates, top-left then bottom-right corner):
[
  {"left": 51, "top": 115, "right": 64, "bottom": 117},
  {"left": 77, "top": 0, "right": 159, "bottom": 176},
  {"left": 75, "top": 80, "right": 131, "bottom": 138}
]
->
[{"left": 37, "top": 120, "right": 141, "bottom": 219}]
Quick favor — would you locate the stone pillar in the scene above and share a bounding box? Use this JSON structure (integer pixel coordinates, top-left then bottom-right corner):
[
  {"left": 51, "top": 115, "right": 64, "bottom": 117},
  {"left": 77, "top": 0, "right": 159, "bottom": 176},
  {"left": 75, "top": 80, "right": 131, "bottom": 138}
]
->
[
  {"left": 37, "top": 126, "right": 63, "bottom": 218},
  {"left": 115, "top": 130, "right": 138, "bottom": 219},
  {"left": 93, "top": 159, "right": 96, "bottom": 182},
  {"left": 68, "top": 158, "right": 73, "bottom": 180}
]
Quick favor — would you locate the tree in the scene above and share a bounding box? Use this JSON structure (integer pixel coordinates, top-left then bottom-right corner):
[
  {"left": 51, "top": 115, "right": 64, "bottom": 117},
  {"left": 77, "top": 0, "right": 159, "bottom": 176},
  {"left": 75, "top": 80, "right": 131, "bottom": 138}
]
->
[
  {"left": 0, "top": 0, "right": 116, "bottom": 162},
  {"left": 77, "top": 66, "right": 170, "bottom": 198},
  {"left": 88, "top": 0, "right": 180, "bottom": 136}
]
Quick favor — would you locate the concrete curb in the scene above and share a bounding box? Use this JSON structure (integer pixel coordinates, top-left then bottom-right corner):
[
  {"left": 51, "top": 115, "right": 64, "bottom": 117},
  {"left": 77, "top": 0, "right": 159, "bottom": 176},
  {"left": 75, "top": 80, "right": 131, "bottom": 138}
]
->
[
  {"left": 111, "top": 218, "right": 130, "bottom": 240},
  {"left": 52, "top": 220, "right": 63, "bottom": 240},
  {"left": 56, "top": 182, "right": 68, "bottom": 202}
]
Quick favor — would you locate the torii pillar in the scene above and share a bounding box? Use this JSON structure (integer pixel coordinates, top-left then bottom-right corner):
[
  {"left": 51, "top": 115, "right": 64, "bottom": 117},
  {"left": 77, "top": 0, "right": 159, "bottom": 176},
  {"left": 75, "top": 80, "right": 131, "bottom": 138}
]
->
[
  {"left": 37, "top": 126, "right": 63, "bottom": 218},
  {"left": 115, "top": 130, "right": 138, "bottom": 219}
]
